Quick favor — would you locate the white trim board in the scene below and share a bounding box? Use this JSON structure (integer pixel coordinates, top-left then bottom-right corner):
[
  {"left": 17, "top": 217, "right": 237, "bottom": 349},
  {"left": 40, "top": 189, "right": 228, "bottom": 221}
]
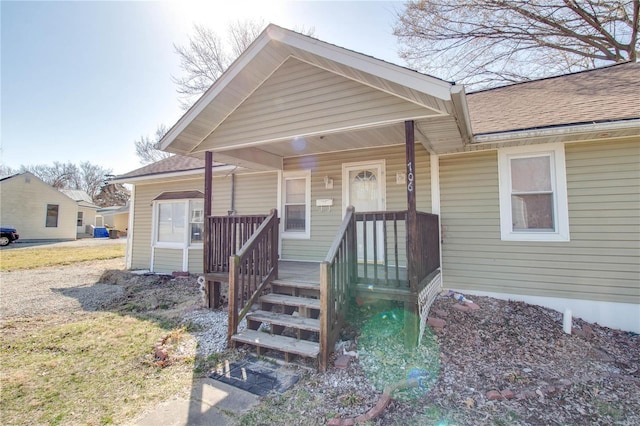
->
[{"left": 453, "top": 289, "right": 640, "bottom": 334}]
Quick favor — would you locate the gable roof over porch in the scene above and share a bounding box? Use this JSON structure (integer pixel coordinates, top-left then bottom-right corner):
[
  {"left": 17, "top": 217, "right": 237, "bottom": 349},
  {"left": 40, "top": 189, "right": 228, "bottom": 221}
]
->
[{"left": 160, "top": 24, "right": 471, "bottom": 170}]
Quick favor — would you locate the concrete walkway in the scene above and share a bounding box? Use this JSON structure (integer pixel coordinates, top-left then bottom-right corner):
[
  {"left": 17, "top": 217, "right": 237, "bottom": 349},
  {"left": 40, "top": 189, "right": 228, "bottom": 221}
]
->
[{"left": 135, "top": 378, "right": 259, "bottom": 426}]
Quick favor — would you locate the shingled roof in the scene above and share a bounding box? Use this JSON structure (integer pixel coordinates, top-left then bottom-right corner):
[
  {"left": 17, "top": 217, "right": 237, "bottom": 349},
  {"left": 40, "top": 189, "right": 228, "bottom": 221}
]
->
[
  {"left": 467, "top": 62, "right": 640, "bottom": 135},
  {"left": 115, "top": 155, "right": 207, "bottom": 180}
]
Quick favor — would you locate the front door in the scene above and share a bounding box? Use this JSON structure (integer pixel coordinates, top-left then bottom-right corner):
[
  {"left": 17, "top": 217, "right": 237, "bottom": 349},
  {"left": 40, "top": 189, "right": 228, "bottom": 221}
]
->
[{"left": 343, "top": 160, "right": 385, "bottom": 263}]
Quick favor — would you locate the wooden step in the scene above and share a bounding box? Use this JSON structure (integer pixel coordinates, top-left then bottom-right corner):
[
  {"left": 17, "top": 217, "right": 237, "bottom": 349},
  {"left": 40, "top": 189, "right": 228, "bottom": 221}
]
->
[
  {"left": 271, "top": 279, "right": 320, "bottom": 291},
  {"left": 232, "top": 329, "right": 319, "bottom": 358},
  {"left": 259, "top": 294, "right": 321, "bottom": 310},
  {"left": 246, "top": 310, "right": 320, "bottom": 332},
  {"left": 271, "top": 279, "right": 320, "bottom": 298}
]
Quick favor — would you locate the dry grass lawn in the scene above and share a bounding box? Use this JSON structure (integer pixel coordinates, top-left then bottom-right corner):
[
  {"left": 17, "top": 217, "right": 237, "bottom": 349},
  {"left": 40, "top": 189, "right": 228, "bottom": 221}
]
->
[{"left": 0, "top": 245, "right": 125, "bottom": 271}]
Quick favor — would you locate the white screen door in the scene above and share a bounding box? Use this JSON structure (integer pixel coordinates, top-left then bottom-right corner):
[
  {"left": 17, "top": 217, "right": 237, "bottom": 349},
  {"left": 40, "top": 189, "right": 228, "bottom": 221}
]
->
[{"left": 343, "top": 161, "right": 385, "bottom": 263}]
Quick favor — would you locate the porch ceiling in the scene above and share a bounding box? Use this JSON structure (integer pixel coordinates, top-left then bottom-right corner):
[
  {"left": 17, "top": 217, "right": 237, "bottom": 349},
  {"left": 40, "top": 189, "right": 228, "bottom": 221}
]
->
[{"left": 161, "top": 25, "right": 471, "bottom": 170}]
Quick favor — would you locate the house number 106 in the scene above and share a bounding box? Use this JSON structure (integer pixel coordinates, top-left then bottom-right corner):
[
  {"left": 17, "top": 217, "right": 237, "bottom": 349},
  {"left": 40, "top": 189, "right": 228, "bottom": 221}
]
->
[{"left": 407, "top": 161, "right": 414, "bottom": 192}]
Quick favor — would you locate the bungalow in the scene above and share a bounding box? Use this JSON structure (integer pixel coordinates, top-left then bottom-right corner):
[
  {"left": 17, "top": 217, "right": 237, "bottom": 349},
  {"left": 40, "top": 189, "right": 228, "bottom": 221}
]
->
[
  {"left": 0, "top": 172, "right": 79, "bottom": 240},
  {"left": 113, "top": 25, "right": 639, "bottom": 367},
  {"left": 60, "top": 189, "right": 101, "bottom": 236}
]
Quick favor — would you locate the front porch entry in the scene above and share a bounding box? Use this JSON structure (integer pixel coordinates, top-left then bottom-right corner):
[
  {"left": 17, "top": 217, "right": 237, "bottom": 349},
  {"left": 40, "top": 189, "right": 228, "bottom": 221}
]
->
[{"left": 202, "top": 122, "right": 443, "bottom": 371}]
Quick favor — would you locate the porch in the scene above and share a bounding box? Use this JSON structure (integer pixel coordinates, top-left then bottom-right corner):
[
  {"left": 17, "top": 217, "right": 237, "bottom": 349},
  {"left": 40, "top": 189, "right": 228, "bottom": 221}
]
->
[{"left": 202, "top": 205, "right": 441, "bottom": 371}]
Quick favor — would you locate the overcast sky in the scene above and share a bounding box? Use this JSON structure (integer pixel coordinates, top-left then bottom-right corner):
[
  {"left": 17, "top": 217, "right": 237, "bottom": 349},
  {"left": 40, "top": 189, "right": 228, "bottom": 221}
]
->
[{"left": 1, "top": 1, "right": 405, "bottom": 175}]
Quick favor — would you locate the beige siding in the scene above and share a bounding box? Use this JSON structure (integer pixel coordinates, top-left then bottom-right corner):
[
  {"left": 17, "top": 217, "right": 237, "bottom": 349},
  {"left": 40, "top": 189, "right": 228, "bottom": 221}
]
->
[
  {"left": 0, "top": 174, "right": 77, "bottom": 240},
  {"left": 153, "top": 248, "right": 183, "bottom": 274},
  {"left": 205, "top": 58, "right": 435, "bottom": 149},
  {"left": 440, "top": 138, "right": 640, "bottom": 304},
  {"left": 129, "top": 172, "right": 277, "bottom": 272},
  {"left": 233, "top": 173, "right": 278, "bottom": 214},
  {"left": 281, "top": 145, "right": 431, "bottom": 261},
  {"left": 188, "top": 248, "right": 203, "bottom": 273},
  {"left": 130, "top": 177, "right": 202, "bottom": 271}
]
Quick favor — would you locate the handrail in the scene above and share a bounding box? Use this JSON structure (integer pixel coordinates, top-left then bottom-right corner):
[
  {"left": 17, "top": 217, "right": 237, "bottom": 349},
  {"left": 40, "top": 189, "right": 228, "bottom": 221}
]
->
[
  {"left": 227, "top": 209, "right": 279, "bottom": 343},
  {"left": 319, "top": 206, "right": 356, "bottom": 372}
]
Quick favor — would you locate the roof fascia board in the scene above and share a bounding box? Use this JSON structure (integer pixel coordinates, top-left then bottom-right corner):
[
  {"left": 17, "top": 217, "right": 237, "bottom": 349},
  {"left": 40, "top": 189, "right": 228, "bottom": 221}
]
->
[
  {"left": 275, "top": 27, "right": 453, "bottom": 101},
  {"left": 159, "top": 34, "right": 273, "bottom": 151},
  {"left": 450, "top": 85, "right": 473, "bottom": 144},
  {"left": 472, "top": 119, "right": 640, "bottom": 145},
  {"left": 110, "top": 165, "right": 237, "bottom": 184}
]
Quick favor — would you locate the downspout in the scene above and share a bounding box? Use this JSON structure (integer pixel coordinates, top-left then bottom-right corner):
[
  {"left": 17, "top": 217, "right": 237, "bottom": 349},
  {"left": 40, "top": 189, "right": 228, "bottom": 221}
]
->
[{"left": 228, "top": 173, "right": 236, "bottom": 215}]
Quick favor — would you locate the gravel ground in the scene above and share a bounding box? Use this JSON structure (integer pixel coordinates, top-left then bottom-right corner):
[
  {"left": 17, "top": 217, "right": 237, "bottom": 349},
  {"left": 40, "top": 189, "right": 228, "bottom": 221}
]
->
[
  {"left": 0, "top": 258, "right": 126, "bottom": 319},
  {"left": 2, "top": 259, "right": 638, "bottom": 425}
]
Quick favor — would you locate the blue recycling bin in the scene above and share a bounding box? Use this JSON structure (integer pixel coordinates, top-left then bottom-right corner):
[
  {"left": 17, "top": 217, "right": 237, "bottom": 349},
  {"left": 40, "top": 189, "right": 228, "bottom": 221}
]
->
[{"left": 93, "top": 227, "right": 109, "bottom": 238}]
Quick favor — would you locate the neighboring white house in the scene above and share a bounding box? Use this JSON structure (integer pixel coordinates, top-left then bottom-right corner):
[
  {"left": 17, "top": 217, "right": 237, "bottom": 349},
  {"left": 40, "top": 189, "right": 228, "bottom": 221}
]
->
[
  {"left": 96, "top": 203, "right": 130, "bottom": 235},
  {"left": 60, "top": 189, "right": 101, "bottom": 236},
  {"left": 0, "top": 172, "right": 78, "bottom": 240}
]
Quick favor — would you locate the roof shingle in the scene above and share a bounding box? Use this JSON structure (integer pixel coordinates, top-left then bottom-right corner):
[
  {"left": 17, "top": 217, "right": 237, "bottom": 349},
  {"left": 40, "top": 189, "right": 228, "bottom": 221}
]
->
[{"left": 467, "top": 62, "right": 640, "bottom": 135}]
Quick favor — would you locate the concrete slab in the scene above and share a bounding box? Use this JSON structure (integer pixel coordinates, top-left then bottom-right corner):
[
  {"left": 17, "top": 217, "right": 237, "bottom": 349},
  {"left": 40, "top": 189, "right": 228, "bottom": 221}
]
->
[{"left": 135, "top": 378, "right": 259, "bottom": 426}]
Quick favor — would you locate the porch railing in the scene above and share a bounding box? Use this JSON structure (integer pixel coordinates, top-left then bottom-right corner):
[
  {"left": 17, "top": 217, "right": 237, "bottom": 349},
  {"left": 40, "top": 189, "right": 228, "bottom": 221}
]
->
[
  {"left": 319, "top": 206, "right": 356, "bottom": 372},
  {"left": 227, "top": 209, "right": 280, "bottom": 342},
  {"left": 353, "top": 210, "right": 440, "bottom": 292},
  {"left": 205, "top": 214, "right": 268, "bottom": 274},
  {"left": 413, "top": 211, "right": 441, "bottom": 292},
  {"left": 355, "top": 210, "right": 408, "bottom": 289}
]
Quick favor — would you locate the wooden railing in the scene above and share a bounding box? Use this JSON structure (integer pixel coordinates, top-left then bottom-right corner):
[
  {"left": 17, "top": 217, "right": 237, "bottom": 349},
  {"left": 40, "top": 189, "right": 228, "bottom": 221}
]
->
[
  {"left": 355, "top": 210, "right": 409, "bottom": 289},
  {"left": 205, "top": 214, "right": 268, "bottom": 274},
  {"left": 353, "top": 210, "right": 440, "bottom": 292},
  {"left": 319, "top": 206, "right": 356, "bottom": 372},
  {"left": 227, "top": 209, "right": 279, "bottom": 342},
  {"left": 413, "top": 212, "right": 440, "bottom": 292}
]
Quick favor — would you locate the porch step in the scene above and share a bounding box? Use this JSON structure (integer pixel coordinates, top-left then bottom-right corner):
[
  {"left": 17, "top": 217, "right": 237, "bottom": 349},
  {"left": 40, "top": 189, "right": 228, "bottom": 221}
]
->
[
  {"left": 271, "top": 279, "right": 320, "bottom": 298},
  {"left": 232, "top": 329, "right": 320, "bottom": 359},
  {"left": 247, "top": 310, "right": 320, "bottom": 332},
  {"left": 259, "top": 293, "right": 321, "bottom": 311}
]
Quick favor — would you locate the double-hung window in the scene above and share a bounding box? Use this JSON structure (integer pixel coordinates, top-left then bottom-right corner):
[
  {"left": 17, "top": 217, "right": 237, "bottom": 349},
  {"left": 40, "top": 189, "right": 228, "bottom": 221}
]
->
[
  {"left": 46, "top": 204, "right": 59, "bottom": 227},
  {"left": 282, "top": 171, "right": 311, "bottom": 239},
  {"left": 498, "top": 143, "right": 569, "bottom": 241}
]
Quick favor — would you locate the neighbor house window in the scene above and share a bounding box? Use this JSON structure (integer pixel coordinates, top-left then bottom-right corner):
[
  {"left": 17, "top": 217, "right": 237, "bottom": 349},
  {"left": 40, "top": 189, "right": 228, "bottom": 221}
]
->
[
  {"left": 154, "top": 198, "right": 204, "bottom": 246},
  {"left": 282, "top": 171, "right": 311, "bottom": 238},
  {"left": 77, "top": 212, "right": 84, "bottom": 227},
  {"left": 46, "top": 204, "right": 59, "bottom": 227},
  {"left": 498, "top": 143, "right": 569, "bottom": 241}
]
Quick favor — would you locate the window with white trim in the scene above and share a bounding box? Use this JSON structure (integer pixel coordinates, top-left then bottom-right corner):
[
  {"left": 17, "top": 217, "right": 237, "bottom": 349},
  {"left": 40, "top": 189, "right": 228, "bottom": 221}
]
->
[
  {"left": 46, "top": 204, "right": 59, "bottom": 227},
  {"left": 154, "top": 199, "right": 204, "bottom": 246},
  {"left": 498, "top": 143, "right": 570, "bottom": 241},
  {"left": 282, "top": 171, "right": 311, "bottom": 239}
]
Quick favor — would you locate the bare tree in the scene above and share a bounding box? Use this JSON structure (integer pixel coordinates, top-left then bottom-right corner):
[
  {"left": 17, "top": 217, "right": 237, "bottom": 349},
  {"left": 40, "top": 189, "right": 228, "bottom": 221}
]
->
[
  {"left": 394, "top": 0, "right": 639, "bottom": 88},
  {"left": 134, "top": 124, "right": 171, "bottom": 165},
  {"left": 172, "top": 20, "right": 315, "bottom": 109},
  {"left": 18, "top": 161, "right": 113, "bottom": 202}
]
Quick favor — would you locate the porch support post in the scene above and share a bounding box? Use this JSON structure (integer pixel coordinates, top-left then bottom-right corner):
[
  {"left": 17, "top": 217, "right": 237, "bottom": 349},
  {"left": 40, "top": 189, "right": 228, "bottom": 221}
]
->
[
  {"left": 405, "top": 120, "right": 419, "bottom": 346},
  {"left": 203, "top": 151, "right": 220, "bottom": 309}
]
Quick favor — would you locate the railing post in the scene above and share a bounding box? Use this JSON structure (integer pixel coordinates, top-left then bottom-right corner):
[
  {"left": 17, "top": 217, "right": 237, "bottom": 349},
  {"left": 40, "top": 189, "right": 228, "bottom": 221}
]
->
[
  {"left": 319, "top": 261, "right": 330, "bottom": 372},
  {"left": 227, "top": 254, "right": 240, "bottom": 344},
  {"left": 405, "top": 120, "right": 419, "bottom": 346}
]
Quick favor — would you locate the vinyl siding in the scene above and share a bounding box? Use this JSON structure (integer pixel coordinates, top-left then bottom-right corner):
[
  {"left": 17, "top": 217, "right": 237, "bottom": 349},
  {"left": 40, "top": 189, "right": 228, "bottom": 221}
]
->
[
  {"left": 153, "top": 248, "right": 183, "bottom": 273},
  {"left": 205, "top": 58, "right": 435, "bottom": 150},
  {"left": 130, "top": 172, "right": 277, "bottom": 272},
  {"left": 188, "top": 248, "right": 203, "bottom": 272},
  {"left": 130, "top": 177, "right": 203, "bottom": 271},
  {"left": 440, "top": 138, "right": 640, "bottom": 304},
  {"left": 281, "top": 144, "right": 431, "bottom": 261},
  {"left": 0, "top": 174, "right": 77, "bottom": 240}
]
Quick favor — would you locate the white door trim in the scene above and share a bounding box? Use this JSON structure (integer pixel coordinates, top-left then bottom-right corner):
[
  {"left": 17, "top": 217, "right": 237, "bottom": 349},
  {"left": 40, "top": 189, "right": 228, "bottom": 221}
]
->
[{"left": 341, "top": 159, "right": 386, "bottom": 213}]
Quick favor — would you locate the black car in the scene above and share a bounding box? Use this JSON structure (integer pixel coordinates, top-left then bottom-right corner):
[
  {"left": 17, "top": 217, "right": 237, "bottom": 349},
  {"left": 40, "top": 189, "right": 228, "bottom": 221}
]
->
[{"left": 0, "top": 227, "right": 19, "bottom": 246}]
